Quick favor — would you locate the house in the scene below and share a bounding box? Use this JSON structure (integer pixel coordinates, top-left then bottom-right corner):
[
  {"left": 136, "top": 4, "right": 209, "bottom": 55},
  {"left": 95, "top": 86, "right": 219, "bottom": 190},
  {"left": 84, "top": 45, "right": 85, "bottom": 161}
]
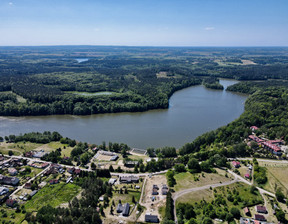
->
[
  {"left": 153, "top": 185, "right": 159, "bottom": 190},
  {"left": 119, "top": 176, "right": 139, "bottom": 184},
  {"left": 152, "top": 188, "right": 158, "bottom": 195},
  {"left": 243, "top": 207, "right": 251, "bottom": 216},
  {"left": 0, "top": 187, "right": 9, "bottom": 196},
  {"left": 108, "top": 178, "right": 117, "bottom": 185},
  {"left": 232, "top": 161, "right": 241, "bottom": 168},
  {"left": 49, "top": 179, "right": 59, "bottom": 185},
  {"left": 30, "top": 190, "right": 38, "bottom": 198},
  {"left": 24, "top": 182, "right": 32, "bottom": 189},
  {"left": 254, "top": 214, "right": 266, "bottom": 221},
  {"left": 117, "top": 203, "right": 124, "bottom": 213},
  {"left": 256, "top": 205, "right": 267, "bottom": 214},
  {"left": 124, "top": 161, "right": 139, "bottom": 168},
  {"left": 41, "top": 162, "right": 49, "bottom": 169},
  {"left": 162, "top": 188, "right": 168, "bottom": 195},
  {"left": 67, "top": 167, "right": 75, "bottom": 174},
  {"left": 25, "top": 151, "right": 34, "bottom": 157},
  {"left": 66, "top": 177, "right": 73, "bottom": 184},
  {"left": 0, "top": 174, "right": 19, "bottom": 185},
  {"left": 6, "top": 199, "right": 17, "bottom": 207},
  {"left": 122, "top": 203, "right": 130, "bottom": 216},
  {"left": 145, "top": 214, "right": 159, "bottom": 223},
  {"left": 244, "top": 173, "right": 250, "bottom": 179},
  {"left": 250, "top": 126, "right": 259, "bottom": 131},
  {"left": 248, "top": 135, "right": 262, "bottom": 143},
  {"left": 110, "top": 155, "right": 118, "bottom": 161},
  {"left": 33, "top": 150, "right": 48, "bottom": 158},
  {"left": 116, "top": 202, "right": 130, "bottom": 216},
  {"left": 74, "top": 168, "right": 81, "bottom": 175},
  {"left": 8, "top": 168, "right": 18, "bottom": 176}
]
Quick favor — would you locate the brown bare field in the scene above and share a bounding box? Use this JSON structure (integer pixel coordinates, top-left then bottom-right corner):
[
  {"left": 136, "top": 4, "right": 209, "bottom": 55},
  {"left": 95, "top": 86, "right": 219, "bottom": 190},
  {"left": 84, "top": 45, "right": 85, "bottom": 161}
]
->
[{"left": 137, "top": 175, "right": 168, "bottom": 223}]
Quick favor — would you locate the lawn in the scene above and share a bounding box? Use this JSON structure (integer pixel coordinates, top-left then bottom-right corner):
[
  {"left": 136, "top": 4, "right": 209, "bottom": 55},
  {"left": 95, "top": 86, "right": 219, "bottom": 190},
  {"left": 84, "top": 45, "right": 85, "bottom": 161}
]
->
[
  {"left": 47, "top": 142, "right": 73, "bottom": 157},
  {"left": 174, "top": 170, "right": 232, "bottom": 192},
  {"left": 24, "top": 183, "right": 81, "bottom": 212}
]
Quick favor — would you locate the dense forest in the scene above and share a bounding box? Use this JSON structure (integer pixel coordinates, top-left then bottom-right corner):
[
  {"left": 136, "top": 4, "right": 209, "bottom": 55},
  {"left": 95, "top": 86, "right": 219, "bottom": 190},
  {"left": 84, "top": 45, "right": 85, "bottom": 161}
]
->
[{"left": 0, "top": 46, "right": 287, "bottom": 116}]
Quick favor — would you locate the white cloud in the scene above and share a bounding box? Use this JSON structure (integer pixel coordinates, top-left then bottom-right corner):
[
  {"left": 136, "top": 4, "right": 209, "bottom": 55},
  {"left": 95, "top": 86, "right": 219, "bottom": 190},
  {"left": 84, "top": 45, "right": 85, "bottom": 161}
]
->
[
  {"left": 9, "top": 2, "right": 13, "bottom": 6},
  {"left": 204, "top": 27, "right": 215, "bottom": 31},
  {"left": 93, "top": 28, "right": 100, "bottom": 32}
]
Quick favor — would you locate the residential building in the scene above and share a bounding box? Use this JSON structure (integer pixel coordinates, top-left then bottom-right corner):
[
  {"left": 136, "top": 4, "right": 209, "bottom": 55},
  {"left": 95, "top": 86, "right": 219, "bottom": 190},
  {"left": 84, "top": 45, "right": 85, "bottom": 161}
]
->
[
  {"left": 232, "top": 161, "right": 241, "bottom": 168},
  {"left": 243, "top": 207, "right": 251, "bottom": 216},
  {"left": 254, "top": 214, "right": 266, "bottom": 221},
  {"left": 116, "top": 202, "right": 130, "bottom": 216},
  {"left": 8, "top": 168, "right": 18, "bottom": 176},
  {"left": 124, "top": 161, "right": 139, "bottom": 168},
  {"left": 6, "top": 199, "right": 17, "bottom": 207},
  {"left": 49, "top": 179, "right": 59, "bottom": 185},
  {"left": 256, "top": 205, "right": 267, "bottom": 214},
  {"left": 0, "top": 174, "right": 19, "bottom": 185},
  {"left": 119, "top": 176, "right": 139, "bottom": 183},
  {"left": 0, "top": 187, "right": 9, "bottom": 196},
  {"left": 145, "top": 214, "right": 159, "bottom": 223}
]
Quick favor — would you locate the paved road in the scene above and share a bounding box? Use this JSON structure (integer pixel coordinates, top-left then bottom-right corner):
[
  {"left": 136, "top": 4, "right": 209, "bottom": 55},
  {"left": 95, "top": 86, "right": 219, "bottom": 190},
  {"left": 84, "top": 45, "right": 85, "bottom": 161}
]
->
[{"left": 233, "top": 157, "right": 288, "bottom": 164}]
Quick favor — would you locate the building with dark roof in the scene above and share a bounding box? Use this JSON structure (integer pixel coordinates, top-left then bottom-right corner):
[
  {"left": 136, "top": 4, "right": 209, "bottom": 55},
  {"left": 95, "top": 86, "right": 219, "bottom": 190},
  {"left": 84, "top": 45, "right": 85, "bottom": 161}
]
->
[
  {"left": 0, "top": 174, "right": 19, "bottom": 185},
  {"left": 254, "top": 214, "right": 266, "bottom": 221},
  {"left": 119, "top": 176, "right": 139, "bottom": 183},
  {"left": 145, "top": 214, "right": 159, "bottom": 223},
  {"left": 122, "top": 203, "right": 130, "bottom": 216},
  {"left": 116, "top": 203, "right": 130, "bottom": 216}
]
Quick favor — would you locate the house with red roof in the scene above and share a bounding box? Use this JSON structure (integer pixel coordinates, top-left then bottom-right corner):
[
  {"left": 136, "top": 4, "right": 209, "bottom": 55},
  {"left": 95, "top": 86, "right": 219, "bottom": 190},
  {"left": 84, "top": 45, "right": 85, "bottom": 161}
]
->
[
  {"left": 254, "top": 214, "right": 266, "bottom": 221},
  {"left": 49, "top": 179, "right": 59, "bottom": 185},
  {"left": 232, "top": 161, "right": 240, "bottom": 168},
  {"left": 250, "top": 126, "right": 259, "bottom": 131},
  {"left": 6, "top": 199, "right": 17, "bottom": 207},
  {"left": 256, "top": 205, "right": 267, "bottom": 214},
  {"left": 244, "top": 173, "right": 250, "bottom": 179},
  {"left": 243, "top": 207, "right": 251, "bottom": 216}
]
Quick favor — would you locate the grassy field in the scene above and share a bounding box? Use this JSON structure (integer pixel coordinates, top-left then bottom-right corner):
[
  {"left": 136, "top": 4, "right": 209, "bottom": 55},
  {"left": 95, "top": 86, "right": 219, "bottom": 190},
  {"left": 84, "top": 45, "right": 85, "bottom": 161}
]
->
[
  {"left": 176, "top": 189, "right": 213, "bottom": 205},
  {"left": 0, "top": 141, "right": 73, "bottom": 157},
  {"left": 24, "top": 183, "right": 81, "bottom": 212},
  {"left": 263, "top": 166, "right": 288, "bottom": 194},
  {"left": 174, "top": 170, "right": 233, "bottom": 192},
  {"left": 0, "top": 142, "right": 43, "bottom": 155}
]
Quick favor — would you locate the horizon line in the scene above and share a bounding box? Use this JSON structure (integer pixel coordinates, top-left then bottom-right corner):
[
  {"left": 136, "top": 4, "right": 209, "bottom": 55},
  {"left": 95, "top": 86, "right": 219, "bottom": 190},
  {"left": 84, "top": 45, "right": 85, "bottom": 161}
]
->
[{"left": 0, "top": 44, "right": 288, "bottom": 48}]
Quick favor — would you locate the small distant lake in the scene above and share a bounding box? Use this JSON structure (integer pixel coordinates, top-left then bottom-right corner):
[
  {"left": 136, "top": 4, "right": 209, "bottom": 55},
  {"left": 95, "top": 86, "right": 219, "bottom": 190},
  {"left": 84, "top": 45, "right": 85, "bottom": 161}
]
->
[
  {"left": 0, "top": 79, "right": 247, "bottom": 149},
  {"left": 75, "top": 58, "right": 89, "bottom": 63}
]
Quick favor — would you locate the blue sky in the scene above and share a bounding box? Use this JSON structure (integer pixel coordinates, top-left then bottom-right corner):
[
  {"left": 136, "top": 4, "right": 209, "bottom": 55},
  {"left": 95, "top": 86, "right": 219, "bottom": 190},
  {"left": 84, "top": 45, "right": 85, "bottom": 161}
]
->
[{"left": 0, "top": 0, "right": 287, "bottom": 46}]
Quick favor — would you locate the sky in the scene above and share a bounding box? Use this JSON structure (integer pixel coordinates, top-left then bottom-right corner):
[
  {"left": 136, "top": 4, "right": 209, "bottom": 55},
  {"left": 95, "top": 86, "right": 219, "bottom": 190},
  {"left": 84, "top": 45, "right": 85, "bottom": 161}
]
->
[{"left": 0, "top": 0, "right": 288, "bottom": 46}]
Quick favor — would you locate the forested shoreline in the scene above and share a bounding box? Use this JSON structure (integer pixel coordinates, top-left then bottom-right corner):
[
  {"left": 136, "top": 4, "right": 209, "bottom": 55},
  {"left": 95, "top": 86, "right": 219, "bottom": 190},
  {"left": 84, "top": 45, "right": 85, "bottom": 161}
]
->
[{"left": 0, "top": 46, "right": 287, "bottom": 116}]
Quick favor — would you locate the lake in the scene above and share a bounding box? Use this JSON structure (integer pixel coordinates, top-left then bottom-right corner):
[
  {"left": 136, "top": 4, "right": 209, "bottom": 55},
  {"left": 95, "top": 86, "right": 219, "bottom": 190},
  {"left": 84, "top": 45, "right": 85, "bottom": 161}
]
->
[{"left": 0, "top": 79, "right": 247, "bottom": 149}]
